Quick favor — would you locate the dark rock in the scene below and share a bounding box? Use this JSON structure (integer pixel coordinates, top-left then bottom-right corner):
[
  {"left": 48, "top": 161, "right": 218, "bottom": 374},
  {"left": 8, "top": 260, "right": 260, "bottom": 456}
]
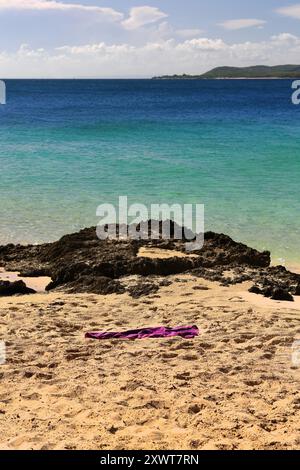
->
[
  {"left": 0, "top": 221, "right": 297, "bottom": 299},
  {"left": 262, "top": 286, "right": 274, "bottom": 298},
  {"left": 19, "top": 268, "right": 50, "bottom": 277},
  {"left": 127, "top": 282, "right": 159, "bottom": 299},
  {"left": 250, "top": 284, "right": 294, "bottom": 302},
  {"left": 65, "top": 276, "right": 125, "bottom": 295},
  {"left": 270, "top": 288, "right": 294, "bottom": 302},
  {"left": 0, "top": 280, "right": 36, "bottom": 297},
  {"left": 46, "top": 262, "right": 91, "bottom": 291},
  {"left": 249, "top": 285, "right": 261, "bottom": 295},
  {"left": 291, "top": 284, "right": 300, "bottom": 296}
]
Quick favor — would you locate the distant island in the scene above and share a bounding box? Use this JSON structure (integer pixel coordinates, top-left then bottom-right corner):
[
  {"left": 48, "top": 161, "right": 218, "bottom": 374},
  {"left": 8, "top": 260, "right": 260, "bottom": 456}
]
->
[{"left": 152, "top": 65, "right": 300, "bottom": 80}]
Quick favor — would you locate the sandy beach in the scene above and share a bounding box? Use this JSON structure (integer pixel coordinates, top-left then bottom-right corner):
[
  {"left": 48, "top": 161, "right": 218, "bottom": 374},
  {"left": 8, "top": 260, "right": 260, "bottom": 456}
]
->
[
  {"left": 1, "top": 4, "right": 300, "bottom": 457},
  {"left": 0, "top": 271, "right": 299, "bottom": 450}
]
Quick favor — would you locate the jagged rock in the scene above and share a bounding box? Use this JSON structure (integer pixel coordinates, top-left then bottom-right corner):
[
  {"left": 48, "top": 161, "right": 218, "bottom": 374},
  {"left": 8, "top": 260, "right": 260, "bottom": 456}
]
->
[
  {"left": 249, "top": 284, "right": 294, "bottom": 302},
  {"left": 127, "top": 282, "right": 159, "bottom": 299},
  {"left": 0, "top": 221, "right": 298, "bottom": 300},
  {"left": 0, "top": 280, "right": 36, "bottom": 297},
  {"left": 19, "top": 268, "right": 50, "bottom": 277},
  {"left": 63, "top": 276, "right": 125, "bottom": 295},
  {"left": 270, "top": 288, "right": 294, "bottom": 302},
  {"left": 249, "top": 285, "right": 262, "bottom": 295},
  {"left": 291, "top": 284, "right": 300, "bottom": 296}
]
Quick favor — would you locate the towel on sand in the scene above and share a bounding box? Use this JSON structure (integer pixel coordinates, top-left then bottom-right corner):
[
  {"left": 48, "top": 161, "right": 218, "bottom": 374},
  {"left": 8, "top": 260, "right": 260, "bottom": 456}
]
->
[{"left": 85, "top": 325, "right": 199, "bottom": 340}]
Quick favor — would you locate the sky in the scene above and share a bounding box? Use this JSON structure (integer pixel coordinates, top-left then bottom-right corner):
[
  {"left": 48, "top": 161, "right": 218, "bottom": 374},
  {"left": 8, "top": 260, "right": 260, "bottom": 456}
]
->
[{"left": 0, "top": 0, "right": 300, "bottom": 77}]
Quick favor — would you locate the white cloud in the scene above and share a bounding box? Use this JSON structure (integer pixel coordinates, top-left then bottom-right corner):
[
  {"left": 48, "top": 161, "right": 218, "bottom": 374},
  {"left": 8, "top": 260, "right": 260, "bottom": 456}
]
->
[
  {"left": 0, "top": 0, "right": 123, "bottom": 21},
  {"left": 176, "top": 29, "right": 204, "bottom": 38},
  {"left": 1, "top": 33, "right": 300, "bottom": 78},
  {"left": 122, "top": 6, "right": 168, "bottom": 30},
  {"left": 177, "top": 38, "right": 226, "bottom": 51},
  {"left": 219, "top": 19, "right": 266, "bottom": 30},
  {"left": 277, "top": 4, "right": 300, "bottom": 19},
  {"left": 271, "top": 32, "right": 299, "bottom": 43}
]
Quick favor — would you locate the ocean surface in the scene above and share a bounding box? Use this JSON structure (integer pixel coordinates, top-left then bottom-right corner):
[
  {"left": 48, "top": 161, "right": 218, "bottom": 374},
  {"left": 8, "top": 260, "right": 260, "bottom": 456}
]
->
[{"left": 0, "top": 79, "right": 299, "bottom": 266}]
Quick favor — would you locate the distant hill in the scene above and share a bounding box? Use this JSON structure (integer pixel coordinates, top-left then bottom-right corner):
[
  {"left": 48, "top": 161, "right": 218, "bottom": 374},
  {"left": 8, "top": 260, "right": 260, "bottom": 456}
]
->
[{"left": 153, "top": 65, "right": 300, "bottom": 80}]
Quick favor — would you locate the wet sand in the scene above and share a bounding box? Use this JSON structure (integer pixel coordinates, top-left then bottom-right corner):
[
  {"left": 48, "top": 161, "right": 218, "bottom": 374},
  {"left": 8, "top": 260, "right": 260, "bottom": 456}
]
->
[{"left": 0, "top": 267, "right": 51, "bottom": 293}]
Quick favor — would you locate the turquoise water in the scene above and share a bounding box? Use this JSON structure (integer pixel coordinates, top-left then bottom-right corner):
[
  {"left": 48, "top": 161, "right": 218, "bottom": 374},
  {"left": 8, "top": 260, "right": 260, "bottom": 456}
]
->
[{"left": 0, "top": 79, "right": 299, "bottom": 265}]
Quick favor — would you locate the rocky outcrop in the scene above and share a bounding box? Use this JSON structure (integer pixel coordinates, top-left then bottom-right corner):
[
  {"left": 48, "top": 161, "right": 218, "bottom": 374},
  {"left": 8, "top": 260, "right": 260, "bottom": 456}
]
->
[
  {"left": 0, "top": 221, "right": 298, "bottom": 299},
  {"left": 0, "top": 280, "right": 36, "bottom": 297},
  {"left": 247, "top": 265, "right": 300, "bottom": 302}
]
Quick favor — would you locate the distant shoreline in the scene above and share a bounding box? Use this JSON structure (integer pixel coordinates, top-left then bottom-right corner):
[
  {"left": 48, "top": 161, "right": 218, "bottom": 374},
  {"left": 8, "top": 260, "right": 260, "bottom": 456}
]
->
[
  {"left": 152, "top": 77, "right": 299, "bottom": 80},
  {"left": 152, "top": 64, "right": 300, "bottom": 80}
]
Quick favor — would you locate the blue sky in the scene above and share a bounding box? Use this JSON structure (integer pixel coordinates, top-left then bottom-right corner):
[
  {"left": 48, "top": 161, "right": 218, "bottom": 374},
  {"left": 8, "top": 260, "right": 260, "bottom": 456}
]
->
[{"left": 0, "top": 1, "right": 300, "bottom": 77}]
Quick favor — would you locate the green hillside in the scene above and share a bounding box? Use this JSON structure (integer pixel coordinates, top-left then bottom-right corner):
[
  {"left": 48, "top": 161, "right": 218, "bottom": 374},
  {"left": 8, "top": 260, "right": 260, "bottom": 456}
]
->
[{"left": 153, "top": 65, "right": 300, "bottom": 79}]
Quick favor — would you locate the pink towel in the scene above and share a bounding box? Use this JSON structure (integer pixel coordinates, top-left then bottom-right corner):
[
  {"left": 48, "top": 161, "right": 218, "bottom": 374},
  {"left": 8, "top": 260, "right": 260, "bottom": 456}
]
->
[{"left": 85, "top": 325, "right": 199, "bottom": 340}]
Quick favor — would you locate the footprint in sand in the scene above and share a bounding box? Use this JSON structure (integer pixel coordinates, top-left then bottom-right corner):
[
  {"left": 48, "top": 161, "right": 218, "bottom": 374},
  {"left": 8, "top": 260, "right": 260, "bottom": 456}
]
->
[
  {"left": 181, "top": 353, "right": 199, "bottom": 361},
  {"left": 20, "top": 392, "right": 41, "bottom": 400},
  {"left": 260, "top": 352, "right": 274, "bottom": 360},
  {"left": 218, "top": 366, "right": 232, "bottom": 374},
  {"left": 35, "top": 372, "right": 53, "bottom": 380},
  {"left": 229, "top": 296, "right": 245, "bottom": 303},
  {"left": 175, "top": 372, "right": 191, "bottom": 381},
  {"left": 244, "top": 379, "right": 262, "bottom": 387},
  {"left": 23, "top": 371, "right": 35, "bottom": 378},
  {"left": 8, "top": 306, "right": 20, "bottom": 312},
  {"left": 161, "top": 352, "right": 178, "bottom": 359},
  {"left": 64, "top": 348, "right": 90, "bottom": 361},
  {"left": 171, "top": 342, "right": 193, "bottom": 351},
  {"left": 115, "top": 320, "right": 128, "bottom": 326},
  {"left": 188, "top": 403, "right": 205, "bottom": 414},
  {"left": 198, "top": 342, "right": 214, "bottom": 350}
]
